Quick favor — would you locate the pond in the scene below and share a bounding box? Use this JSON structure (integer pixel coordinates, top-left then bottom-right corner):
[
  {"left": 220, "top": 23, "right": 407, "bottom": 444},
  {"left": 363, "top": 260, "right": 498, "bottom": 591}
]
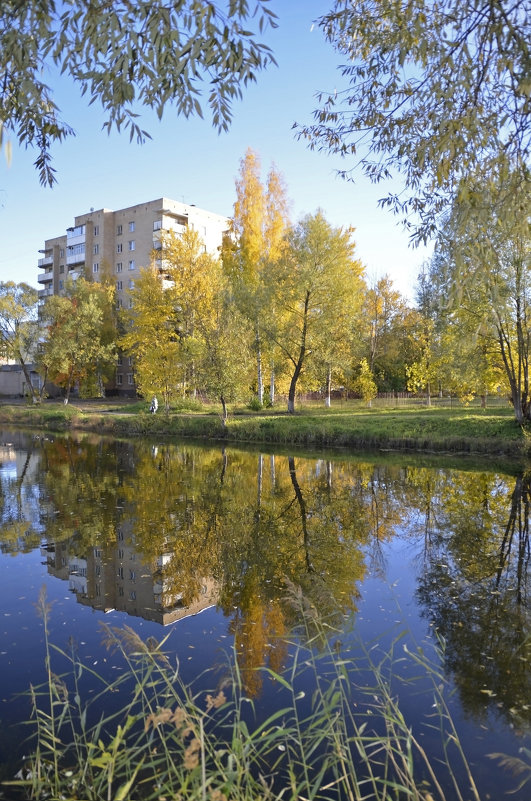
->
[{"left": 0, "top": 429, "right": 529, "bottom": 799}]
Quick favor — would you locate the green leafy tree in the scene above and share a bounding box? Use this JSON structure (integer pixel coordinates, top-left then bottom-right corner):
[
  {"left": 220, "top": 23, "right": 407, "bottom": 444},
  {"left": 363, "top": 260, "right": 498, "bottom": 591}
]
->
[
  {"left": 270, "top": 211, "right": 364, "bottom": 413},
  {"left": 353, "top": 357, "right": 377, "bottom": 406},
  {"left": 40, "top": 278, "right": 116, "bottom": 403},
  {"left": 432, "top": 175, "right": 530, "bottom": 422},
  {"left": 300, "top": 0, "right": 529, "bottom": 243},
  {"left": 0, "top": 0, "right": 277, "bottom": 185},
  {"left": 0, "top": 281, "right": 42, "bottom": 402},
  {"left": 362, "top": 275, "right": 413, "bottom": 391},
  {"left": 405, "top": 317, "right": 437, "bottom": 404},
  {"left": 196, "top": 278, "right": 253, "bottom": 424}
]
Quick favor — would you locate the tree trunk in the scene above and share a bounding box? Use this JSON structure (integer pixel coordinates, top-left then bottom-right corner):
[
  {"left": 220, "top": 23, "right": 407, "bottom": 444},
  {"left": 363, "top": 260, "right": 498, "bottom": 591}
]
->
[
  {"left": 19, "top": 356, "right": 39, "bottom": 404},
  {"left": 269, "top": 367, "right": 275, "bottom": 406},
  {"left": 64, "top": 367, "right": 75, "bottom": 404},
  {"left": 325, "top": 364, "right": 332, "bottom": 407},
  {"left": 256, "top": 327, "right": 263, "bottom": 405},
  {"left": 287, "top": 290, "right": 310, "bottom": 414},
  {"left": 220, "top": 394, "right": 228, "bottom": 425}
]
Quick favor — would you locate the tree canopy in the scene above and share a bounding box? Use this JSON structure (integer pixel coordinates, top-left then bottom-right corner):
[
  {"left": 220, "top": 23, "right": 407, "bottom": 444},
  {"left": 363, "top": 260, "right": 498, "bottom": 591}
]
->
[
  {"left": 0, "top": 0, "right": 277, "bottom": 185},
  {"left": 0, "top": 281, "right": 41, "bottom": 401},
  {"left": 300, "top": 0, "right": 530, "bottom": 243}
]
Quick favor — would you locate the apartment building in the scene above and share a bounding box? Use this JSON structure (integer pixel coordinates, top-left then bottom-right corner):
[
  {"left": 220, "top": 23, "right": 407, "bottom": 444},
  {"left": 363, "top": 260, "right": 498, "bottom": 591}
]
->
[{"left": 37, "top": 197, "right": 229, "bottom": 392}]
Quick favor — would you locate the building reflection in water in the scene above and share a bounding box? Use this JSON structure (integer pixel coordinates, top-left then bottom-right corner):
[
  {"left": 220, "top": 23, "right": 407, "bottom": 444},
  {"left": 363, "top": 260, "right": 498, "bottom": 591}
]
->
[{"left": 42, "top": 529, "right": 219, "bottom": 625}]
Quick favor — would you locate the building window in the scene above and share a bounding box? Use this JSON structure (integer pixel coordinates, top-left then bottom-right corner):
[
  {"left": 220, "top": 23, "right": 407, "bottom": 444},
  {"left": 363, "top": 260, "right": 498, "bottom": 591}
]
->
[
  {"left": 128, "top": 260, "right": 135, "bottom": 270},
  {"left": 59, "top": 265, "right": 64, "bottom": 274},
  {"left": 116, "top": 373, "right": 123, "bottom": 385},
  {"left": 127, "top": 373, "right": 134, "bottom": 384},
  {"left": 128, "top": 298, "right": 133, "bottom": 309},
  {"left": 129, "top": 591, "right": 137, "bottom": 601},
  {"left": 116, "top": 298, "right": 122, "bottom": 309},
  {"left": 129, "top": 569, "right": 136, "bottom": 580},
  {"left": 58, "top": 280, "right": 64, "bottom": 290},
  {"left": 93, "top": 225, "right": 99, "bottom": 236},
  {"left": 116, "top": 280, "right": 123, "bottom": 290},
  {"left": 128, "top": 240, "right": 135, "bottom": 251},
  {"left": 128, "top": 279, "right": 135, "bottom": 289},
  {"left": 59, "top": 248, "right": 65, "bottom": 258},
  {"left": 116, "top": 262, "right": 123, "bottom": 272},
  {"left": 93, "top": 263, "right": 99, "bottom": 273},
  {"left": 118, "top": 586, "right": 124, "bottom": 597},
  {"left": 129, "top": 221, "right": 135, "bottom": 232},
  {"left": 153, "top": 220, "right": 162, "bottom": 231},
  {"left": 117, "top": 354, "right": 123, "bottom": 366},
  {"left": 93, "top": 244, "right": 99, "bottom": 255},
  {"left": 117, "top": 243, "right": 122, "bottom": 253}
]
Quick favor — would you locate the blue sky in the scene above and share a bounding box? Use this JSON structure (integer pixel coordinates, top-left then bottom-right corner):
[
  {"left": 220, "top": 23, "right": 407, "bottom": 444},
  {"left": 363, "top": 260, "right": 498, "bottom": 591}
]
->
[{"left": 0, "top": 1, "right": 431, "bottom": 298}]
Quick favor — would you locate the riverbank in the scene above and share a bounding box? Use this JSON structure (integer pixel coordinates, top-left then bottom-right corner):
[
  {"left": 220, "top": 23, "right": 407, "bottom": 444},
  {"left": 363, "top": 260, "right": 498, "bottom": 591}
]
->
[{"left": 0, "top": 399, "right": 528, "bottom": 457}]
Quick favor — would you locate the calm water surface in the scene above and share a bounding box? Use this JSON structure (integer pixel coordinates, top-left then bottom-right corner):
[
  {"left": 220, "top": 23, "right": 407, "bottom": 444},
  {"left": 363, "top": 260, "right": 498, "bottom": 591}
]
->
[{"left": 0, "top": 429, "right": 529, "bottom": 798}]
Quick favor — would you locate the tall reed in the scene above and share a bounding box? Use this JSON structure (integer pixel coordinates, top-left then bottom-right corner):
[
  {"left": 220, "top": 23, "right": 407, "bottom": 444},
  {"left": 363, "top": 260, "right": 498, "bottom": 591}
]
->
[{"left": 4, "top": 585, "right": 527, "bottom": 801}]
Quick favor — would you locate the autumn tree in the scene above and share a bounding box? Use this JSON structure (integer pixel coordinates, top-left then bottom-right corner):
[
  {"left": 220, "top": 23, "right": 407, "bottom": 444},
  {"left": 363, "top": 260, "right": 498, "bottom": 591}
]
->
[
  {"left": 300, "top": 0, "right": 529, "bottom": 244},
  {"left": 40, "top": 278, "right": 116, "bottom": 402},
  {"left": 0, "top": 1, "right": 277, "bottom": 185},
  {"left": 119, "top": 264, "right": 182, "bottom": 411},
  {"left": 0, "top": 281, "right": 42, "bottom": 402},
  {"left": 270, "top": 211, "right": 364, "bottom": 413},
  {"left": 223, "top": 148, "right": 290, "bottom": 404},
  {"left": 160, "top": 226, "right": 222, "bottom": 396}
]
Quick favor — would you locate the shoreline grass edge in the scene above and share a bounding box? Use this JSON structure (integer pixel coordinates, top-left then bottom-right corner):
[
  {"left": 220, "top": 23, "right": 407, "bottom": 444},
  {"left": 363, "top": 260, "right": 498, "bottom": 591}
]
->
[{"left": 0, "top": 401, "right": 528, "bottom": 459}]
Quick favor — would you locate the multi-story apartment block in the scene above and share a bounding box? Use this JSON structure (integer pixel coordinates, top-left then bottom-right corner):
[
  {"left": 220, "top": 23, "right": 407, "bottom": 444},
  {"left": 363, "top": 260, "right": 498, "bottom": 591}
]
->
[{"left": 37, "top": 197, "right": 229, "bottom": 392}]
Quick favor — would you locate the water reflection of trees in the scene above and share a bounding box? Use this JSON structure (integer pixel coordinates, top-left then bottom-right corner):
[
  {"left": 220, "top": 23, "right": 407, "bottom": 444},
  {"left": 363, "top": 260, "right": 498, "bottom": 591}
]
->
[
  {"left": 120, "top": 446, "right": 370, "bottom": 694},
  {"left": 1, "top": 433, "right": 529, "bottom": 709},
  {"left": 415, "top": 469, "right": 531, "bottom": 729}
]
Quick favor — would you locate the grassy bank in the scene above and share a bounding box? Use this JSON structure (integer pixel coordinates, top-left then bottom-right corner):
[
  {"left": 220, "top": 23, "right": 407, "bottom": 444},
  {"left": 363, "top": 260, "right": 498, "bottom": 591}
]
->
[{"left": 0, "top": 398, "right": 528, "bottom": 457}]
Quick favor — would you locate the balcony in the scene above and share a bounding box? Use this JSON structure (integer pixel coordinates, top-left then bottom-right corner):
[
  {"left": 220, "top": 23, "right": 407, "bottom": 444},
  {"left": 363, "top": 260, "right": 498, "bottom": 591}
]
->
[
  {"left": 38, "top": 288, "right": 53, "bottom": 298},
  {"left": 152, "top": 223, "right": 186, "bottom": 247},
  {"left": 67, "top": 252, "right": 85, "bottom": 266},
  {"left": 38, "top": 271, "right": 53, "bottom": 283},
  {"left": 38, "top": 256, "right": 53, "bottom": 268}
]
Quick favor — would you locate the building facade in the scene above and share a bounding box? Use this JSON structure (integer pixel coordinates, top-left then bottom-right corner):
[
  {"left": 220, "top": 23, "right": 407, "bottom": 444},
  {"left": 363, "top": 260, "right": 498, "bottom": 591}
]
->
[{"left": 37, "top": 197, "right": 229, "bottom": 392}]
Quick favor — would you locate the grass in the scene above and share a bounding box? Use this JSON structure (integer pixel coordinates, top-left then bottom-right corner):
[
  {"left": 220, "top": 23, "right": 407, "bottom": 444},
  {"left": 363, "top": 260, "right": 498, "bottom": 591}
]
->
[
  {"left": 7, "top": 584, "right": 527, "bottom": 801},
  {"left": 0, "top": 397, "right": 528, "bottom": 457}
]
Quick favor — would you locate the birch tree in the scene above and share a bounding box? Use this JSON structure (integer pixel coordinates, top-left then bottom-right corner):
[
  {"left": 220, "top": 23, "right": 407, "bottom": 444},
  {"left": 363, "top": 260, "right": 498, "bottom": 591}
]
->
[{"left": 224, "top": 148, "right": 290, "bottom": 405}]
